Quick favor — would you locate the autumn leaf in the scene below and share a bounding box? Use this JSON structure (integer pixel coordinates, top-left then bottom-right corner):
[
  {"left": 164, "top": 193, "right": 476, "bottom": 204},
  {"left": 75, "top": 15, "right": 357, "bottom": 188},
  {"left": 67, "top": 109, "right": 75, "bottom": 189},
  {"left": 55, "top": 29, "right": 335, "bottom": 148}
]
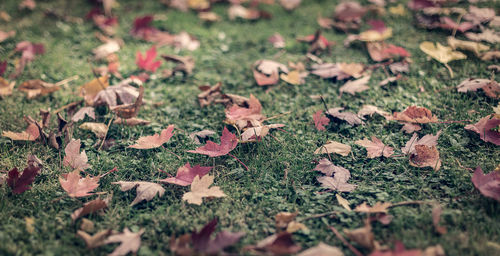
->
[
  {"left": 225, "top": 94, "right": 264, "bottom": 128},
  {"left": 79, "top": 76, "right": 109, "bottom": 105},
  {"left": 189, "top": 129, "right": 216, "bottom": 144},
  {"left": 136, "top": 46, "right": 161, "bottom": 72},
  {"left": 393, "top": 106, "right": 438, "bottom": 124},
  {"left": 313, "top": 158, "right": 349, "bottom": 177},
  {"left": 253, "top": 60, "right": 288, "bottom": 86},
  {"left": 409, "top": 144, "right": 441, "bottom": 170},
  {"left": 71, "top": 196, "right": 111, "bottom": 221},
  {"left": 314, "top": 141, "right": 351, "bottom": 156},
  {"left": 355, "top": 202, "right": 392, "bottom": 214},
  {"left": 2, "top": 122, "right": 40, "bottom": 141},
  {"left": 358, "top": 105, "right": 390, "bottom": 119},
  {"left": 129, "top": 125, "right": 175, "bottom": 149},
  {"left": 327, "top": 107, "right": 365, "bottom": 125},
  {"left": 93, "top": 78, "right": 141, "bottom": 107},
  {"left": 105, "top": 228, "right": 144, "bottom": 256},
  {"left": 113, "top": 117, "right": 151, "bottom": 126},
  {"left": 109, "top": 85, "right": 144, "bottom": 119},
  {"left": 71, "top": 107, "right": 95, "bottom": 122},
  {"left": 355, "top": 136, "right": 394, "bottom": 158},
  {"left": 317, "top": 175, "right": 357, "bottom": 192},
  {"left": 63, "top": 139, "right": 91, "bottom": 171},
  {"left": 313, "top": 110, "right": 330, "bottom": 131},
  {"left": 18, "top": 79, "right": 60, "bottom": 99},
  {"left": 247, "top": 232, "right": 302, "bottom": 255},
  {"left": 191, "top": 218, "right": 245, "bottom": 254},
  {"left": 240, "top": 124, "right": 284, "bottom": 142},
  {"left": 471, "top": 166, "right": 500, "bottom": 202},
  {"left": 419, "top": 41, "right": 466, "bottom": 77},
  {"left": 0, "top": 77, "right": 15, "bottom": 96},
  {"left": 60, "top": 170, "right": 100, "bottom": 197},
  {"left": 339, "top": 75, "right": 371, "bottom": 96},
  {"left": 79, "top": 122, "right": 108, "bottom": 139},
  {"left": 182, "top": 174, "right": 226, "bottom": 205},
  {"left": 112, "top": 181, "right": 165, "bottom": 206},
  {"left": 158, "top": 162, "right": 212, "bottom": 186},
  {"left": 298, "top": 242, "right": 343, "bottom": 256},
  {"left": 447, "top": 36, "right": 489, "bottom": 56},
  {"left": 465, "top": 115, "right": 500, "bottom": 145},
  {"left": 77, "top": 229, "right": 112, "bottom": 249},
  {"left": 401, "top": 131, "right": 441, "bottom": 155},
  {"left": 336, "top": 194, "right": 351, "bottom": 211},
  {"left": 7, "top": 164, "right": 40, "bottom": 194},
  {"left": 162, "top": 54, "right": 195, "bottom": 76},
  {"left": 188, "top": 127, "right": 238, "bottom": 157},
  {"left": 457, "top": 78, "right": 500, "bottom": 99}
]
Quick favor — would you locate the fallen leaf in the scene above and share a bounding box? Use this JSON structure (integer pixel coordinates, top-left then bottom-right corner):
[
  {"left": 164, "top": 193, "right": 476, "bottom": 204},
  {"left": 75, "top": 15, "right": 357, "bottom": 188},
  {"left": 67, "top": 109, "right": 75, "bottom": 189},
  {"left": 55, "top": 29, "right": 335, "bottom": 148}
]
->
[
  {"left": 77, "top": 229, "right": 112, "bottom": 249},
  {"left": 79, "top": 122, "right": 108, "bottom": 139},
  {"left": 136, "top": 46, "right": 161, "bottom": 72},
  {"left": 93, "top": 40, "right": 120, "bottom": 60},
  {"left": 228, "top": 5, "right": 262, "bottom": 20},
  {"left": 251, "top": 232, "right": 302, "bottom": 255},
  {"left": 105, "top": 228, "right": 144, "bottom": 256},
  {"left": 313, "top": 110, "right": 330, "bottom": 131},
  {"left": 113, "top": 117, "right": 150, "bottom": 126},
  {"left": 419, "top": 41, "right": 466, "bottom": 64},
  {"left": 253, "top": 60, "right": 288, "bottom": 86},
  {"left": 401, "top": 131, "right": 441, "bottom": 155},
  {"left": 7, "top": 164, "right": 40, "bottom": 194},
  {"left": 189, "top": 130, "right": 216, "bottom": 144},
  {"left": 336, "top": 194, "right": 352, "bottom": 211},
  {"left": 63, "top": 139, "right": 91, "bottom": 171},
  {"left": 173, "top": 31, "right": 200, "bottom": 51},
  {"left": 71, "top": 196, "right": 110, "bottom": 221},
  {"left": 162, "top": 55, "right": 195, "bottom": 76},
  {"left": 198, "top": 82, "right": 222, "bottom": 107},
  {"left": 109, "top": 85, "right": 144, "bottom": 118},
  {"left": 93, "top": 78, "right": 141, "bottom": 107},
  {"left": 158, "top": 162, "right": 212, "bottom": 186},
  {"left": 188, "top": 127, "right": 238, "bottom": 157},
  {"left": 464, "top": 115, "right": 500, "bottom": 145},
  {"left": 182, "top": 174, "right": 226, "bottom": 205},
  {"left": 72, "top": 107, "right": 95, "bottom": 122},
  {"left": 198, "top": 11, "right": 220, "bottom": 22},
  {"left": 314, "top": 141, "right": 351, "bottom": 156},
  {"left": 465, "top": 29, "right": 500, "bottom": 44},
  {"left": 2, "top": 123, "right": 40, "bottom": 141},
  {"left": 409, "top": 145, "right": 441, "bottom": 170},
  {"left": 327, "top": 107, "right": 365, "bottom": 125},
  {"left": 432, "top": 205, "right": 447, "bottom": 234},
  {"left": 358, "top": 105, "right": 390, "bottom": 118},
  {"left": 298, "top": 242, "right": 344, "bottom": 256},
  {"left": 60, "top": 170, "right": 100, "bottom": 197},
  {"left": 129, "top": 125, "right": 175, "bottom": 149},
  {"left": 10, "top": 41, "right": 44, "bottom": 79},
  {"left": 0, "top": 78, "right": 16, "bottom": 96},
  {"left": 447, "top": 37, "right": 489, "bottom": 56},
  {"left": 79, "top": 76, "right": 109, "bottom": 105},
  {"left": 339, "top": 75, "right": 371, "bottom": 96},
  {"left": 313, "top": 158, "right": 349, "bottom": 177},
  {"left": 355, "top": 202, "right": 392, "bottom": 214},
  {"left": 240, "top": 124, "right": 284, "bottom": 142},
  {"left": 393, "top": 106, "right": 438, "bottom": 124},
  {"left": 112, "top": 181, "right": 165, "bottom": 206},
  {"left": 344, "top": 224, "right": 377, "bottom": 250},
  {"left": 439, "top": 17, "right": 476, "bottom": 33},
  {"left": 457, "top": 78, "right": 500, "bottom": 99},
  {"left": 280, "top": 0, "right": 301, "bottom": 11},
  {"left": 366, "top": 42, "right": 410, "bottom": 62},
  {"left": 268, "top": 33, "right": 285, "bottom": 48},
  {"left": 191, "top": 218, "right": 245, "bottom": 254},
  {"left": 317, "top": 172, "right": 357, "bottom": 193},
  {"left": 471, "top": 166, "right": 500, "bottom": 202},
  {"left": 18, "top": 79, "right": 60, "bottom": 99},
  {"left": 355, "top": 136, "right": 394, "bottom": 158}
]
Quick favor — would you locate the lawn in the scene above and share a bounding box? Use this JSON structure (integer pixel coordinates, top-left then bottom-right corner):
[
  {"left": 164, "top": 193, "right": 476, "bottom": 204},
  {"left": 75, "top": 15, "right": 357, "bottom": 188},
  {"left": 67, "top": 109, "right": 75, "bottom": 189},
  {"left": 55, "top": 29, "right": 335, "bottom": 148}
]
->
[{"left": 0, "top": 0, "right": 499, "bottom": 255}]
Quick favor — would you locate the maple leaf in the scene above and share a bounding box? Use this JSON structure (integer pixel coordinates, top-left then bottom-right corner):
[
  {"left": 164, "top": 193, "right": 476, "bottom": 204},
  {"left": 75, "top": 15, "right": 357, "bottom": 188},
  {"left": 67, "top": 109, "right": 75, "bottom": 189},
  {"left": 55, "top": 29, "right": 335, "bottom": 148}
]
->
[
  {"left": 317, "top": 175, "right": 357, "bottom": 192},
  {"left": 358, "top": 105, "right": 390, "bottom": 119},
  {"left": 112, "top": 181, "right": 165, "bottom": 206},
  {"left": 191, "top": 218, "right": 245, "bottom": 254},
  {"left": 355, "top": 202, "right": 392, "bottom": 214},
  {"left": 313, "top": 158, "right": 349, "bottom": 177},
  {"left": 240, "top": 124, "right": 284, "bottom": 142},
  {"left": 409, "top": 145, "right": 441, "bottom": 170},
  {"left": 71, "top": 195, "right": 111, "bottom": 221},
  {"left": 314, "top": 141, "right": 351, "bottom": 156},
  {"left": 136, "top": 46, "right": 161, "bottom": 72},
  {"left": 393, "top": 106, "right": 438, "bottom": 124},
  {"left": 355, "top": 136, "right": 394, "bottom": 158},
  {"left": 419, "top": 41, "right": 466, "bottom": 77},
  {"left": 188, "top": 127, "right": 238, "bottom": 157},
  {"left": 327, "top": 107, "right": 365, "bottom": 125},
  {"left": 471, "top": 166, "right": 500, "bottom": 202},
  {"left": 225, "top": 94, "right": 264, "bottom": 127},
  {"left": 182, "top": 174, "right": 226, "bottom": 205},
  {"left": 298, "top": 242, "right": 343, "bottom": 256},
  {"left": 7, "top": 164, "right": 40, "bottom": 194},
  {"left": 313, "top": 110, "right": 330, "bottom": 131},
  {"left": 77, "top": 229, "right": 112, "bottom": 249},
  {"left": 63, "top": 139, "right": 91, "bottom": 171},
  {"left": 447, "top": 37, "right": 489, "bottom": 56},
  {"left": 457, "top": 78, "right": 500, "bottom": 99},
  {"left": 71, "top": 107, "right": 95, "bottom": 122},
  {"left": 2, "top": 122, "right": 40, "bottom": 141},
  {"left": 367, "top": 42, "right": 410, "bottom": 62},
  {"left": 129, "top": 125, "right": 175, "bottom": 149},
  {"left": 253, "top": 60, "right": 289, "bottom": 86},
  {"left": 339, "top": 75, "right": 371, "bottom": 96},
  {"left": 158, "top": 162, "right": 212, "bottom": 186},
  {"left": 105, "top": 228, "right": 144, "bottom": 256},
  {"left": 60, "top": 170, "right": 100, "bottom": 197},
  {"left": 93, "top": 78, "right": 142, "bottom": 107},
  {"left": 465, "top": 115, "right": 500, "bottom": 145},
  {"left": 401, "top": 131, "right": 441, "bottom": 155}
]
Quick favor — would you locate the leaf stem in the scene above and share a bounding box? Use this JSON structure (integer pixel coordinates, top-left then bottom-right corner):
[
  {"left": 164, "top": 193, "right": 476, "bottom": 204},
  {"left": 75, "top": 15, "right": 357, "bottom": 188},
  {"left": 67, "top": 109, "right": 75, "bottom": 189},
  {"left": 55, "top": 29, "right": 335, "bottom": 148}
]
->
[
  {"left": 329, "top": 226, "right": 364, "bottom": 256},
  {"left": 227, "top": 153, "right": 249, "bottom": 171}
]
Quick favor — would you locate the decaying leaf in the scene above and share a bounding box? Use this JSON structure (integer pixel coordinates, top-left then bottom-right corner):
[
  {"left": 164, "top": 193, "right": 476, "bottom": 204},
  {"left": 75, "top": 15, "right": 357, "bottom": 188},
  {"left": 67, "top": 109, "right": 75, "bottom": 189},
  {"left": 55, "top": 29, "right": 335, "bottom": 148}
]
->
[
  {"left": 79, "top": 122, "right": 108, "bottom": 139},
  {"left": 158, "top": 162, "right": 212, "bottom": 186},
  {"left": 63, "top": 139, "right": 91, "bottom": 171},
  {"left": 112, "top": 181, "right": 165, "bottom": 206},
  {"left": 113, "top": 117, "right": 151, "bottom": 126},
  {"left": 317, "top": 164, "right": 357, "bottom": 193},
  {"left": 471, "top": 166, "right": 500, "bottom": 202},
  {"left": 94, "top": 78, "right": 141, "bottom": 107},
  {"left": 129, "top": 125, "right": 175, "bottom": 149},
  {"left": 313, "top": 158, "right": 349, "bottom": 177},
  {"left": 247, "top": 232, "right": 302, "bottom": 255},
  {"left": 457, "top": 78, "right": 500, "bottom": 99},
  {"left": 409, "top": 144, "right": 441, "bottom": 170},
  {"left": 339, "top": 75, "right": 371, "bottom": 96},
  {"left": 72, "top": 107, "right": 95, "bottom": 122},
  {"left": 71, "top": 196, "right": 111, "bottom": 221},
  {"left": 162, "top": 55, "right": 195, "bottom": 76},
  {"left": 18, "top": 79, "right": 60, "bottom": 99},
  {"left": 60, "top": 170, "right": 100, "bottom": 197},
  {"left": 105, "top": 228, "right": 144, "bottom": 256},
  {"left": 465, "top": 115, "right": 500, "bottom": 145},
  {"left": 327, "top": 107, "right": 365, "bottom": 125},
  {"left": 198, "top": 82, "right": 222, "bottom": 107},
  {"left": 110, "top": 85, "right": 144, "bottom": 118},
  {"left": 393, "top": 106, "right": 438, "bottom": 124},
  {"left": 314, "top": 141, "right": 351, "bottom": 156},
  {"left": 77, "top": 229, "right": 112, "bottom": 249},
  {"left": 2, "top": 122, "right": 40, "bottom": 141},
  {"left": 355, "top": 136, "right": 394, "bottom": 158},
  {"left": 7, "top": 164, "right": 40, "bottom": 194},
  {"left": 189, "top": 130, "right": 216, "bottom": 145},
  {"left": 253, "top": 59, "right": 288, "bottom": 86},
  {"left": 182, "top": 174, "right": 226, "bottom": 205}
]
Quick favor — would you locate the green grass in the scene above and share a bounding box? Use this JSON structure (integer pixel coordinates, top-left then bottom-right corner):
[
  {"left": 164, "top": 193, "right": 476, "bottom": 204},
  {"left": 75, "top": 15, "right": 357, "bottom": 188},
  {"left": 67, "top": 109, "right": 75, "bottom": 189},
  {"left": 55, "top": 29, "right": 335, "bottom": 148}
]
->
[{"left": 1, "top": 0, "right": 499, "bottom": 255}]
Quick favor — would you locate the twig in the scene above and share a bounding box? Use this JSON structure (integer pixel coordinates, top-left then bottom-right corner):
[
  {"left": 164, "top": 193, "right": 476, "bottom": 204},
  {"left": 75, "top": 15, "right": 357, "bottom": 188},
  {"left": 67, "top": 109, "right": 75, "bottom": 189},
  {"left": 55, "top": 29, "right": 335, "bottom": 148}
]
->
[
  {"left": 389, "top": 200, "right": 432, "bottom": 208},
  {"left": 300, "top": 211, "right": 339, "bottom": 221},
  {"left": 262, "top": 111, "right": 292, "bottom": 121},
  {"left": 53, "top": 100, "right": 83, "bottom": 114},
  {"left": 98, "top": 115, "right": 114, "bottom": 151},
  {"left": 319, "top": 95, "right": 329, "bottom": 113},
  {"left": 54, "top": 75, "right": 79, "bottom": 87},
  {"left": 444, "top": 63, "right": 454, "bottom": 78},
  {"left": 162, "top": 145, "right": 182, "bottom": 160},
  {"left": 227, "top": 153, "right": 249, "bottom": 171},
  {"left": 329, "top": 226, "right": 364, "bottom": 256}
]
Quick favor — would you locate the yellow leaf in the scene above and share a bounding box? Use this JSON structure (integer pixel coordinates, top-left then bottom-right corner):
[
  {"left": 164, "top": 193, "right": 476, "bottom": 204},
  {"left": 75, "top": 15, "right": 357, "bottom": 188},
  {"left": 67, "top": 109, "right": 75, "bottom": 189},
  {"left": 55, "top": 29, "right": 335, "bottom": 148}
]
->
[
  {"left": 182, "top": 175, "right": 226, "bottom": 205},
  {"left": 280, "top": 70, "right": 302, "bottom": 85},
  {"left": 419, "top": 41, "right": 467, "bottom": 64},
  {"left": 0, "top": 77, "right": 15, "bottom": 96},
  {"left": 359, "top": 28, "right": 392, "bottom": 42},
  {"left": 389, "top": 4, "right": 406, "bottom": 16},
  {"left": 79, "top": 122, "right": 108, "bottom": 139},
  {"left": 79, "top": 76, "right": 109, "bottom": 105},
  {"left": 25, "top": 217, "right": 35, "bottom": 234},
  {"left": 336, "top": 194, "right": 351, "bottom": 211},
  {"left": 314, "top": 141, "right": 351, "bottom": 156},
  {"left": 447, "top": 37, "right": 489, "bottom": 56}
]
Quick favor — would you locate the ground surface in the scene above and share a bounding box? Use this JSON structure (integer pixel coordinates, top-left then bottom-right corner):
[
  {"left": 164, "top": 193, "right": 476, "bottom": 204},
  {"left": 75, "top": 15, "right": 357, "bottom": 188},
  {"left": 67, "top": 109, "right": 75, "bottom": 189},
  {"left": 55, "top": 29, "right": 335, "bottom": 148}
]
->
[{"left": 0, "top": 0, "right": 499, "bottom": 255}]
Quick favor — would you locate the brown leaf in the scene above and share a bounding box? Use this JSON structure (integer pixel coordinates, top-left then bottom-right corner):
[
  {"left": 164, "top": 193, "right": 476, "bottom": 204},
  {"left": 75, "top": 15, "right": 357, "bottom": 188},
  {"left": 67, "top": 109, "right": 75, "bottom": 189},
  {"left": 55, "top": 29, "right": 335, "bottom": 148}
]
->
[
  {"left": 71, "top": 107, "right": 95, "bottom": 122},
  {"left": 77, "top": 229, "right": 112, "bottom": 249},
  {"left": 298, "top": 242, "right": 343, "bottom": 256},
  {"left": 465, "top": 115, "right": 500, "bottom": 145},
  {"left": 327, "top": 107, "right": 364, "bottom": 125},
  {"left": 339, "top": 75, "right": 371, "bottom": 96},
  {"left": 105, "top": 228, "right": 144, "bottom": 256},
  {"left": 112, "top": 181, "right": 165, "bottom": 206},
  {"left": 471, "top": 166, "right": 500, "bottom": 202},
  {"left": 344, "top": 224, "right": 377, "bottom": 250},
  {"left": 79, "top": 122, "right": 108, "bottom": 139},
  {"left": 113, "top": 117, "right": 151, "bottom": 126},
  {"left": 94, "top": 78, "right": 141, "bottom": 107},
  {"left": 198, "top": 82, "right": 222, "bottom": 107},
  {"left": 253, "top": 59, "right": 288, "bottom": 86},
  {"left": 393, "top": 106, "right": 438, "bottom": 124},
  {"left": 189, "top": 129, "right": 216, "bottom": 145},
  {"left": 401, "top": 131, "right": 441, "bottom": 155},
  {"left": 358, "top": 105, "right": 390, "bottom": 118},
  {"left": 240, "top": 124, "right": 284, "bottom": 142},
  {"left": 18, "top": 79, "right": 60, "bottom": 99},
  {"left": 409, "top": 145, "right": 441, "bottom": 170},
  {"left": 314, "top": 141, "right": 351, "bottom": 156},
  {"left": 432, "top": 205, "right": 447, "bottom": 234},
  {"left": 59, "top": 170, "right": 100, "bottom": 197},
  {"left": 313, "top": 158, "right": 349, "bottom": 177},
  {"left": 354, "top": 202, "right": 392, "bottom": 214},
  {"left": 162, "top": 55, "right": 195, "bottom": 76},
  {"left": 63, "top": 139, "right": 91, "bottom": 170},
  {"left": 129, "top": 125, "right": 175, "bottom": 149},
  {"left": 252, "top": 232, "right": 302, "bottom": 255},
  {"left": 110, "top": 85, "right": 144, "bottom": 119},
  {"left": 79, "top": 76, "right": 109, "bottom": 105},
  {"left": 71, "top": 196, "right": 111, "bottom": 221},
  {"left": 336, "top": 194, "right": 351, "bottom": 211},
  {"left": 2, "top": 123, "right": 40, "bottom": 141},
  {"left": 0, "top": 77, "right": 16, "bottom": 96},
  {"left": 355, "top": 136, "right": 394, "bottom": 158},
  {"left": 182, "top": 174, "right": 226, "bottom": 205}
]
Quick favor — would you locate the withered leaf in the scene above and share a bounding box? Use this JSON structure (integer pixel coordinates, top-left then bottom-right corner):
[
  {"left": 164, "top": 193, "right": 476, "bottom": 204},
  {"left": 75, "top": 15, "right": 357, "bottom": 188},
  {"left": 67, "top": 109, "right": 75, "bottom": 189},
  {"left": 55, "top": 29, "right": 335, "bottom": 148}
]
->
[
  {"left": 129, "top": 125, "right": 175, "bottom": 149},
  {"left": 355, "top": 136, "right": 394, "bottom": 158},
  {"left": 419, "top": 41, "right": 466, "bottom": 64},
  {"left": 409, "top": 145, "right": 441, "bottom": 170},
  {"left": 7, "top": 164, "right": 40, "bottom": 194},
  {"left": 77, "top": 229, "right": 112, "bottom": 249},
  {"left": 71, "top": 107, "right": 95, "bottom": 122},
  {"left": 355, "top": 202, "right": 392, "bottom": 214},
  {"left": 240, "top": 124, "right": 284, "bottom": 142},
  {"left": 63, "top": 139, "right": 91, "bottom": 171},
  {"left": 327, "top": 107, "right": 365, "bottom": 125},
  {"left": 471, "top": 166, "right": 500, "bottom": 202},
  {"left": 191, "top": 218, "right": 245, "bottom": 254},
  {"left": 80, "top": 76, "right": 109, "bottom": 105},
  {"left": 313, "top": 110, "right": 330, "bottom": 131},
  {"left": 313, "top": 158, "right": 349, "bottom": 177},
  {"left": 71, "top": 196, "right": 110, "bottom": 221},
  {"left": 0, "top": 77, "right": 15, "bottom": 96},
  {"left": 2, "top": 123, "right": 40, "bottom": 141},
  {"left": 358, "top": 105, "right": 390, "bottom": 118},
  {"left": 314, "top": 141, "right": 351, "bottom": 156},
  {"left": 158, "top": 162, "right": 212, "bottom": 186},
  {"left": 189, "top": 129, "right": 216, "bottom": 145},
  {"left": 393, "top": 106, "right": 438, "bottom": 124},
  {"left": 110, "top": 85, "right": 144, "bottom": 119},
  {"left": 112, "top": 181, "right": 165, "bottom": 206},
  {"left": 182, "top": 174, "right": 226, "bottom": 205},
  {"left": 339, "top": 75, "right": 371, "bottom": 96},
  {"left": 79, "top": 122, "right": 108, "bottom": 139},
  {"left": 401, "top": 131, "right": 441, "bottom": 155},
  {"left": 59, "top": 170, "right": 100, "bottom": 197},
  {"left": 197, "top": 82, "right": 222, "bottom": 107},
  {"left": 162, "top": 55, "right": 195, "bottom": 76},
  {"left": 105, "top": 228, "right": 144, "bottom": 256},
  {"left": 317, "top": 175, "right": 357, "bottom": 192},
  {"left": 113, "top": 117, "right": 151, "bottom": 126},
  {"left": 18, "top": 79, "right": 60, "bottom": 99},
  {"left": 447, "top": 36, "right": 489, "bottom": 56},
  {"left": 465, "top": 115, "right": 500, "bottom": 145}
]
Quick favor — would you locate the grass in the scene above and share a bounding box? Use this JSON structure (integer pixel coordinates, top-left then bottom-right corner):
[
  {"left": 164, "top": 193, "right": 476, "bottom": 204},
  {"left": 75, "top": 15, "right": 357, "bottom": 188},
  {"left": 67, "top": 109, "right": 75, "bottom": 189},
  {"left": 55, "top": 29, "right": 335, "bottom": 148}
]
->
[{"left": 0, "top": 0, "right": 499, "bottom": 255}]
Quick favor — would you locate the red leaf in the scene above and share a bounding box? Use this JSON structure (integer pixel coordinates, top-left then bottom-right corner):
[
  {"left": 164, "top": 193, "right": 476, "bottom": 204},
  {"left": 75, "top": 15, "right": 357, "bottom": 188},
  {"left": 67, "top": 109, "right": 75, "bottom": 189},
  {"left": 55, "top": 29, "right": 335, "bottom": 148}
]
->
[
  {"left": 10, "top": 41, "right": 44, "bottom": 79},
  {"left": 369, "top": 240, "right": 422, "bottom": 256},
  {"left": 7, "top": 165, "right": 40, "bottom": 194},
  {"left": 131, "top": 15, "right": 157, "bottom": 40},
  {"left": 191, "top": 218, "right": 245, "bottom": 254},
  {"left": 63, "top": 139, "right": 91, "bottom": 171},
  {"left": 465, "top": 115, "right": 500, "bottom": 145},
  {"left": 472, "top": 166, "right": 500, "bottom": 202},
  {"left": 129, "top": 125, "right": 175, "bottom": 149},
  {"left": 225, "top": 94, "right": 263, "bottom": 123},
  {"left": 136, "top": 46, "right": 161, "bottom": 72},
  {"left": 59, "top": 170, "right": 100, "bottom": 197},
  {"left": 158, "top": 162, "right": 212, "bottom": 186},
  {"left": 313, "top": 110, "right": 329, "bottom": 131},
  {"left": 188, "top": 127, "right": 238, "bottom": 157}
]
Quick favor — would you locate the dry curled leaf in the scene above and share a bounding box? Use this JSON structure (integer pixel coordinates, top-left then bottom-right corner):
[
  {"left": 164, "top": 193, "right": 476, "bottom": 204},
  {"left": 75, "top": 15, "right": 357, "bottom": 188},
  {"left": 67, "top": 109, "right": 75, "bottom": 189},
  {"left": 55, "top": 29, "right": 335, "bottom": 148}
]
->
[
  {"left": 471, "top": 166, "right": 500, "bottom": 202},
  {"left": 80, "top": 76, "right": 109, "bottom": 105},
  {"left": 77, "top": 229, "right": 112, "bottom": 249},
  {"left": 358, "top": 105, "right": 390, "bottom": 118},
  {"left": 314, "top": 141, "right": 351, "bottom": 156},
  {"left": 447, "top": 37, "right": 489, "bottom": 56},
  {"left": 2, "top": 123, "right": 40, "bottom": 141},
  {"left": 71, "top": 196, "right": 110, "bottom": 221},
  {"left": 182, "top": 174, "right": 226, "bottom": 205},
  {"left": 112, "top": 181, "right": 165, "bottom": 206},
  {"left": 327, "top": 107, "right": 364, "bottom": 125},
  {"left": 393, "top": 106, "right": 438, "bottom": 124},
  {"left": 18, "top": 79, "right": 60, "bottom": 99},
  {"left": 465, "top": 115, "right": 500, "bottom": 145}
]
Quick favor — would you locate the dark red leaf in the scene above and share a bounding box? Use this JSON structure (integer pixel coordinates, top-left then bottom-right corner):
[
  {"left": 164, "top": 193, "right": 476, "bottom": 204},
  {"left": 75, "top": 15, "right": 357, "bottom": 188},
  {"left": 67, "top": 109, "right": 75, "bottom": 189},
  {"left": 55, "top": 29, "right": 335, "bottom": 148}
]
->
[
  {"left": 7, "top": 165, "right": 40, "bottom": 194},
  {"left": 472, "top": 166, "right": 500, "bottom": 202},
  {"left": 136, "top": 46, "right": 161, "bottom": 72},
  {"left": 187, "top": 127, "right": 238, "bottom": 157}
]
